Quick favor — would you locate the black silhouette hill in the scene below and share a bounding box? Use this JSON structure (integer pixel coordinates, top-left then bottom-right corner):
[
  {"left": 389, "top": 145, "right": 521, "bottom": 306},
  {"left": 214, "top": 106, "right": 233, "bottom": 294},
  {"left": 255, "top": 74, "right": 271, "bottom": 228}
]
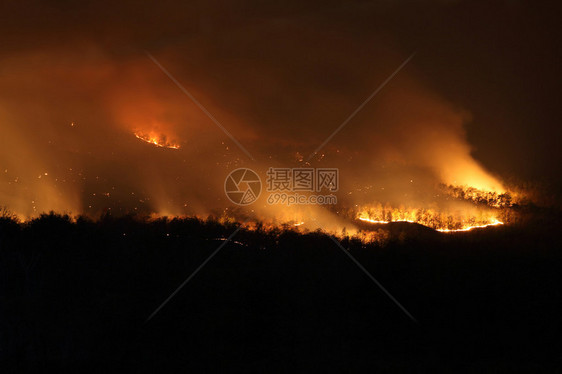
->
[{"left": 0, "top": 209, "right": 561, "bottom": 372}]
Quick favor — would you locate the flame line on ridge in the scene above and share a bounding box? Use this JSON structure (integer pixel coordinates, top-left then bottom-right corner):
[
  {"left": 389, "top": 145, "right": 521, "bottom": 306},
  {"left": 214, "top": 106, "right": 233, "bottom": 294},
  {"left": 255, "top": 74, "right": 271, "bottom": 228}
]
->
[
  {"left": 358, "top": 216, "right": 504, "bottom": 232},
  {"left": 134, "top": 132, "right": 181, "bottom": 149}
]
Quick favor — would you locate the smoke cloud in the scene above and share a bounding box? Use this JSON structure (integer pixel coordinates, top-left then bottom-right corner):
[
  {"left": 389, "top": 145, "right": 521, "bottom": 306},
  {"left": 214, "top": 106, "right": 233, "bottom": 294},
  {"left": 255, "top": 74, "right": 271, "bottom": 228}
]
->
[{"left": 0, "top": 1, "right": 510, "bottom": 224}]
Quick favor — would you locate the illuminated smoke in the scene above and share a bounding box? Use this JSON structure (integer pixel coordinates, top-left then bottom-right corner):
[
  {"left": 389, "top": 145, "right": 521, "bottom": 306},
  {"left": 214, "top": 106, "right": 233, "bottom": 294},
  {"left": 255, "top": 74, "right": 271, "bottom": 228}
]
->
[{"left": 0, "top": 23, "right": 517, "bottom": 231}]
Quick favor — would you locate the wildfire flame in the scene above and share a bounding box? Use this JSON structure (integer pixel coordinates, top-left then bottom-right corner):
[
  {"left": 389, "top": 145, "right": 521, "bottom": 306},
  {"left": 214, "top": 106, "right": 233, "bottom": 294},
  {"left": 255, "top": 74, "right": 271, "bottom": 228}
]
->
[
  {"left": 435, "top": 218, "right": 504, "bottom": 232},
  {"left": 358, "top": 215, "right": 504, "bottom": 232},
  {"left": 134, "top": 131, "right": 181, "bottom": 149},
  {"left": 353, "top": 185, "right": 520, "bottom": 232}
]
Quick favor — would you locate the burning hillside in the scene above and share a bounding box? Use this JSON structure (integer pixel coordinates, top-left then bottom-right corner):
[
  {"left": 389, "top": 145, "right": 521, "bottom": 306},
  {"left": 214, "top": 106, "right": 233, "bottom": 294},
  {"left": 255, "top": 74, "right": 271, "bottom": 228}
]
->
[
  {"left": 0, "top": 4, "right": 541, "bottom": 235},
  {"left": 134, "top": 131, "right": 181, "bottom": 150}
]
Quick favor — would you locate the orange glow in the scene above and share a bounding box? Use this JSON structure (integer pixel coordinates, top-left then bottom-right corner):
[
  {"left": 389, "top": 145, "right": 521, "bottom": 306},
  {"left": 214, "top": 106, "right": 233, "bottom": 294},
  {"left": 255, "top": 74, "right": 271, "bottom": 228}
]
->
[
  {"left": 358, "top": 215, "right": 504, "bottom": 232},
  {"left": 357, "top": 206, "right": 505, "bottom": 233},
  {"left": 442, "top": 185, "right": 519, "bottom": 208},
  {"left": 436, "top": 219, "right": 504, "bottom": 232},
  {"left": 353, "top": 185, "right": 518, "bottom": 232},
  {"left": 134, "top": 131, "right": 181, "bottom": 149}
]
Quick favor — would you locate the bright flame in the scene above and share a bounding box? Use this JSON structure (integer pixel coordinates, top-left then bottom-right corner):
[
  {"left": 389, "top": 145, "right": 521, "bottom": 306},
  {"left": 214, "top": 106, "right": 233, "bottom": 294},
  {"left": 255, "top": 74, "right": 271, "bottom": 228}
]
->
[
  {"left": 358, "top": 215, "right": 504, "bottom": 232},
  {"left": 357, "top": 208, "right": 504, "bottom": 233},
  {"left": 134, "top": 131, "right": 181, "bottom": 149},
  {"left": 435, "top": 219, "right": 504, "bottom": 232}
]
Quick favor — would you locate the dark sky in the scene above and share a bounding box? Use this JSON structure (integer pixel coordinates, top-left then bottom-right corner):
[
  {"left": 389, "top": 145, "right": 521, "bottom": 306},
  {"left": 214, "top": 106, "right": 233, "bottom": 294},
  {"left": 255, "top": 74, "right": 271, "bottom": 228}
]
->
[{"left": 1, "top": 0, "right": 560, "bottom": 216}]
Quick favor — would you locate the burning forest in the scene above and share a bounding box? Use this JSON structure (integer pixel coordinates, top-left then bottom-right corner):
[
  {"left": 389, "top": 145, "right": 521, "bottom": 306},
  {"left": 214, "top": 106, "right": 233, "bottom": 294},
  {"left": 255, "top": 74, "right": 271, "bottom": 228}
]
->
[
  {"left": 0, "top": 43, "right": 530, "bottom": 237},
  {"left": 1, "top": 0, "right": 561, "bottom": 372}
]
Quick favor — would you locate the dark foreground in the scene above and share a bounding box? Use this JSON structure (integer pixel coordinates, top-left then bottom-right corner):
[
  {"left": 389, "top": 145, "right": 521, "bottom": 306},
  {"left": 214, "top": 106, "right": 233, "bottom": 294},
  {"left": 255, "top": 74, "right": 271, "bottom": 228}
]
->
[{"left": 1, "top": 212, "right": 561, "bottom": 372}]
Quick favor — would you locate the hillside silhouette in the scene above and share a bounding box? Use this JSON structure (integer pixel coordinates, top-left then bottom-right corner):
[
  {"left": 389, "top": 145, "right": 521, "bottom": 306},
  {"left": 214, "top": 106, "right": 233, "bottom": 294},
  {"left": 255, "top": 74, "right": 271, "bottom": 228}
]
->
[{"left": 1, "top": 210, "right": 561, "bottom": 372}]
